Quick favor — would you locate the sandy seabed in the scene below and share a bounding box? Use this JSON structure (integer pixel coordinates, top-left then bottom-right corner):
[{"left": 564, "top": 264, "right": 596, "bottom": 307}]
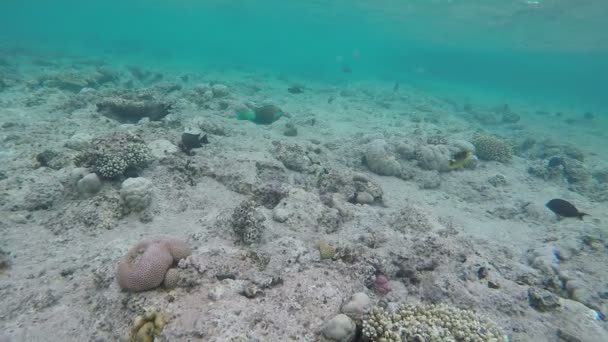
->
[{"left": 0, "top": 55, "right": 607, "bottom": 342}]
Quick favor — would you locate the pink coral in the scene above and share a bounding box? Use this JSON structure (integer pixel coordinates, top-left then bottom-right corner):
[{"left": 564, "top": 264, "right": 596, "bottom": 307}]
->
[
  {"left": 374, "top": 272, "right": 391, "bottom": 294},
  {"left": 116, "top": 238, "right": 191, "bottom": 292}
]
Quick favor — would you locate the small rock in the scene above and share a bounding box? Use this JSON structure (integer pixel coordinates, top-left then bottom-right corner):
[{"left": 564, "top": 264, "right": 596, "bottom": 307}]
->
[
  {"left": 35, "top": 150, "right": 58, "bottom": 167},
  {"left": 77, "top": 173, "right": 102, "bottom": 194},
  {"left": 528, "top": 287, "right": 561, "bottom": 312},
  {"left": 241, "top": 285, "right": 264, "bottom": 299},
  {"left": 477, "top": 267, "right": 489, "bottom": 279},
  {"left": 211, "top": 84, "right": 230, "bottom": 97},
  {"left": 272, "top": 207, "right": 290, "bottom": 223},
  {"left": 284, "top": 123, "right": 298, "bottom": 137},
  {"left": 557, "top": 329, "right": 582, "bottom": 342},
  {"left": 208, "top": 286, "right": 225, "bottom": 301},
  {"left": 64, "top": 133, "right": 92, "bottom": 151},
  {"left": 340, "top": 292, "right": 371, "bottom": 321},
  {"left": 9, "top": 213, "right": 28, "bottom": 224},
  {"left": 148, "top": 139, "right": 179, "bottom": 159},
  {"left": 320, "top": 314, "right": 356, "bottom": 342},
  {"left": 355, "top": 192, "right": 374, "bottom": 205},
  {"left": 120, "top": 177, "right": 153, "bottom": 212},
  {"left": 488, "top": 280, "right": 500, "bottom": 289},
  {"left": 69, "top": 167, "right": 90, "bottom": 186}
]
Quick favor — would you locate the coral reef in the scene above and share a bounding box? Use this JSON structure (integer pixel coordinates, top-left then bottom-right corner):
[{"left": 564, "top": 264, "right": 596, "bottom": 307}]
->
[
  {"left": 340, "top": 292, "right": 372, "bottom": 321},
  {"left": 76, "top": 173, "right": 102, "bottom": 195},
  {"left": 364, "top": 139, "right": 401, "bottom": 176},
  {"left": 45, "top": 192, "right": 123, "bottom": 233},
  {"left": 211, "top": 84, "right": 230, "bottom": 97},
  {"left": 318, "top": 169, "right": 383, "bottom": 206},
  {"left": 318, "top": 240, "right": 337, "bottom": 260},
  {"left": 472, "top": 134, "right": 512, "bottom": 162},
  {"left": 75, "top": 132, "right": 152, "bottom": 179},
  {"left": 96, "top": 97, "right": 172, "bottom": 123},
  {"left": 321, "top": 314, "right": 356, "bottom": 342},
  {"left": 361, "top": 303, "right": 504, "bottom": 341},
  {"left": 0, "top": 248, "right": 10, "bottom": 271},
  {"left": 38, "top": 71, "right": 92, "bottom": 91},
  {"left": 273, "top": 141, "right": 318, "bottom": 172},
  {"left": 562, "top": 158, "right": 591, "bottom": 183},
  {"left": 128, "top": 308, "right": 167, "bottom": 342},
  {"left": 231, "top": 199, "right": 266, "bottom": 245},
  {"left": 120, "top": 177, "right": 153, "bottom": 212},
  {"left": 414, "top": 144, "right": 451, "bottom": 171},
  {"left": 116, "top": 238, "right": 191, "bottom": 292},
  {"left": 390, "top": 204, "right": 435, "bottom": 233},
  {"left": 15, "top": 179, "right": 64, "bottom": 211}
]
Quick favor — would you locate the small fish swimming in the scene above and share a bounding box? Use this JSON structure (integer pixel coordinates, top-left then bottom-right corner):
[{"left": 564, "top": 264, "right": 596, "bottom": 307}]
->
[
  {"left": 448, "top": 150, "right": 474, "bottom": 170},
  {"left": 236, "top": 104, "right": 284, "bottom": 125},
  {"left": 393, "top": 82, "right": 400, "bottom": 92},
  {"left": 546, "top": 198, "right": 588, "bottom": 220},
  {"left": 179, "top": 132, "right": 209, "bottom": 155},
  {"left": 288, "top": 86, "right": 305, "bottom": 94}
]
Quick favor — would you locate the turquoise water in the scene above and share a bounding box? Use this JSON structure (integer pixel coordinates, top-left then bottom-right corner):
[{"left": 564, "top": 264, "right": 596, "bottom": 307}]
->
[{"left": 1, "top": 0, "right": 607, "bottom": 111}]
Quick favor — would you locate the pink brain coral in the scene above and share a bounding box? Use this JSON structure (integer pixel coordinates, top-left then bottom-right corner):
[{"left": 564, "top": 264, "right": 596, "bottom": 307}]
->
[{"left": 116, "top": 238, "right": 191, "bottom": 292}]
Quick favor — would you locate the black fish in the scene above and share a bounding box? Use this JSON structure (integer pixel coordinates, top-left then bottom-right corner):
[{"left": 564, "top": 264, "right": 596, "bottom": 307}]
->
[
  {"left": 546, "top": 199, "right": 587, "bottom": 220},
  {"left": 288, "top": 86, "right": 304, "bottom": 94},
  {"left": 341, "top": 65, "right": 352, "bottom": 74},
  {"left": 179, "top": 132, "right": 208, "bottom": 155}
]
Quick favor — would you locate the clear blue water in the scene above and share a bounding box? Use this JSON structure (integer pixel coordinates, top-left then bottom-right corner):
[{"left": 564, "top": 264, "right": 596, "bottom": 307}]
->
[{"left": 1, "top": 0, "right": 607, "bottom": 110}]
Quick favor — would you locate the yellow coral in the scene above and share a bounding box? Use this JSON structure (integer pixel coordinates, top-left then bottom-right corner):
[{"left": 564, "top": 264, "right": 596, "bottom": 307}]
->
[
  {"left": 318, "top": 241, "right": 337, "bottom": 260},
  {"left": 129, "top": 308, "right": 168, "bottom": 342},
  {"left": 361, "top": 303, "right": 504, "bottom": 341}
]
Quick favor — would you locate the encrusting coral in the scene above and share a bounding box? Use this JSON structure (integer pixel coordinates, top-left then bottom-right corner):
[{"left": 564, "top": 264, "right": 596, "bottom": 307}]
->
[
  {"left": 116, "top": 238, "right": 191, "bottom": 292},
  {"left": 361, "top": 303, "right": 504, "bottom": 341}
]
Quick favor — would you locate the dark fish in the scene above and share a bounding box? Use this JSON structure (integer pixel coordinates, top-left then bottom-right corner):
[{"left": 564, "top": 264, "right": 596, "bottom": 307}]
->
[
  {"left": 288, "top": 86, "right": 304, "bottom": 94},
  {"left": 180, "top": 132, "right": 208, "bottom": 154},
  {"left": 236, "top": 105, "right": 284, "bottom": 125},
  {"left": 341, "top": 65, "right": 352, "bottom": 74},
  {"left": 546, "top": 199, "right": 587, "bottom": 220},
  {"left": 452, "top": 150, "right": 470, "bottom": 161},
  {"left": 393, "top": 82, "right": 400, "bottom": 92}
]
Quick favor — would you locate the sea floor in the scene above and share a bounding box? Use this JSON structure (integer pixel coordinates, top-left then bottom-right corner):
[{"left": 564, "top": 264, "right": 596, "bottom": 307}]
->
[{"left": 0, "top": 52, "right": 607, "bottom": 342}]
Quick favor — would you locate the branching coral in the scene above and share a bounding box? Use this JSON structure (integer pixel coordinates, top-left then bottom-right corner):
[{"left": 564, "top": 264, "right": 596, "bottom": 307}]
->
[
  {"left": 361, "top": 303, "right": 504, "bottom": 342},
  {"left": 231, "top": 200, "right": 266, "bottom": 245},
  {"left": 75, "top": 131, "right": 152, "bottom": 179},
  {"left": 472, "top": 134, "right": 512, "bottom": 163}
]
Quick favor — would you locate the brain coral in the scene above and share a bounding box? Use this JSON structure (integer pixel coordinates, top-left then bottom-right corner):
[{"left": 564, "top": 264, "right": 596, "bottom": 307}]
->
[{"left": 116, "top": 238, "right": 191, "bottom": 292}]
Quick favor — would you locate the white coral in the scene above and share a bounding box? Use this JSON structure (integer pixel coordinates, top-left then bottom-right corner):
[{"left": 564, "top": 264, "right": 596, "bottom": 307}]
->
[
  {"left": 365, "top": 139, "right": 401, "bottom": 176},
  {"left": 120, "top": 177, "right": 153, "bottom": 212}
]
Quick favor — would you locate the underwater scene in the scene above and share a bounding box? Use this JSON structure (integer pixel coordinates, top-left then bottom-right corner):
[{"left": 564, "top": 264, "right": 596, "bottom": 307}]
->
[{"left": 1, "top": 0, "right": 607, "bottom": 341}]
